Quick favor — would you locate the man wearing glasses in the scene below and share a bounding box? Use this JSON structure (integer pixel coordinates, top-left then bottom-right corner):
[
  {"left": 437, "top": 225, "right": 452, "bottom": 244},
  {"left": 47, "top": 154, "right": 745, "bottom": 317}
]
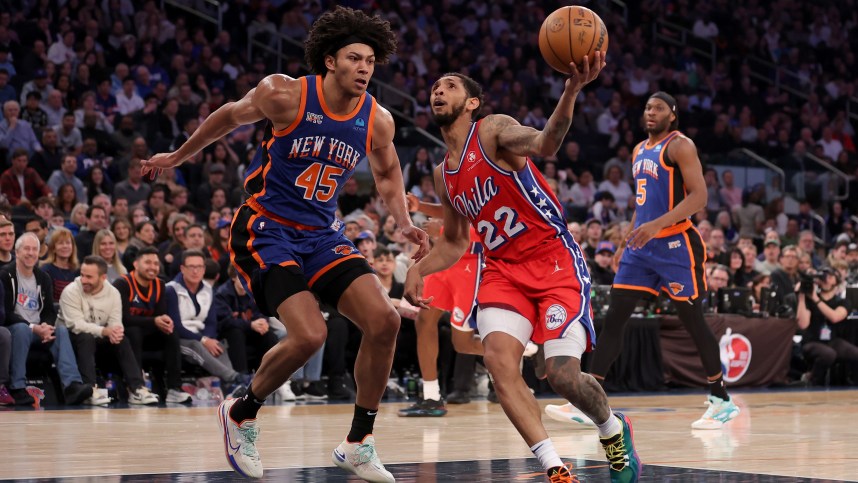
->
[{"left": 166, "top": 249, "right": 244, "bottom": 392}]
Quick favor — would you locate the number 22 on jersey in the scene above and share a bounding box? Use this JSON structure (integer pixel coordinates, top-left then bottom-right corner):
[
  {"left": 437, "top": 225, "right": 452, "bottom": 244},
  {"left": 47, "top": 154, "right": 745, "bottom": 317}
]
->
[
  {"left": 478, "top": 206, "right": 527, "bottom": 250},
  {"left": 295, "top": 162, "right": 344, "bottom": 202}
]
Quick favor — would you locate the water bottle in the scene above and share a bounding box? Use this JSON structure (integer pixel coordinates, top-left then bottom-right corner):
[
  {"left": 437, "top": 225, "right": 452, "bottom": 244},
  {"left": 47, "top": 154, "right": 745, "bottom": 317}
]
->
[
  {"left": 143, "top": 372, "right": 152, "bottom": 391},
  {"left": 406, "top": 374, "right": 418, "bottom": 399},
  {"left": 210, "top": 380, "right": 224, "bottom": 402},
  {"left": 105, "top": 373, "right": 116, "bottom": 401}
]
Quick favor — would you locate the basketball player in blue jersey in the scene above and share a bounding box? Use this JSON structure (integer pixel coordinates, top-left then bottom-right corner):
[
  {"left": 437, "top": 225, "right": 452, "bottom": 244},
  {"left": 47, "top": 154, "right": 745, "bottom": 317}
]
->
[
  {"left": 142, "top": 7, "right": 428, "bottom": 481},
  {"left": 548, "top": 92, "right": 739, "bottom": 430}
]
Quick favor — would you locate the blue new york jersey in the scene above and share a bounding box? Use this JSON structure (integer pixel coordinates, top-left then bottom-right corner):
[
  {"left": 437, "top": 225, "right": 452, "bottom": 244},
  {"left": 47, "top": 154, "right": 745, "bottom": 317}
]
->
[
  {"left": 244, "top": 75, "right": 377, "bottom": 228},
  {"left": 630, "top": 130, "right": 684, "bottom": 228}
]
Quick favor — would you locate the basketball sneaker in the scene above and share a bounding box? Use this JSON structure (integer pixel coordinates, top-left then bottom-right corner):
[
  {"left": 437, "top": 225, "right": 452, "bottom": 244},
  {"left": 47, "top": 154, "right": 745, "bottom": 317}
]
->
[
  {"left": 547, "top": 464, "right": 579, "bottom": 483},
  {"left": 218, "top": 398, "right": 263, "bottom": 478},
  {"left": 128, "top": 386, "right": 158, "bottom": 405},
  {"left": 397, "top": 398, "right": 447, "bottom": 417},
  {"left": 83, "top": 387, "right": 112, "bottom": 406},
  {"left": 0, "top": 385, "right": 15, "bottom": 405},
  {"left": 166, "top": 388, "right": 193, "bottom": 404},
  {"left": 691, "top": 395, "right": 740, "bottom": 430},
  {"left": 332, "top": 435, "right": 395, "bottom": 482},
  {"left": 544, "top": 403, "right": 595, "bottom": 428},
  {"left": 599, "top": 412, "right": 642, "bottom": 483}
]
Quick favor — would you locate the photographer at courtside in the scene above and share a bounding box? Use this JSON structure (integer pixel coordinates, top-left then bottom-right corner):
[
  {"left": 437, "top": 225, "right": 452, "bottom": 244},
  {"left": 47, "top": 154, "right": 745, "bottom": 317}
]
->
[{"left": 796, "top": 268, "right": 858, "bottom": 386}]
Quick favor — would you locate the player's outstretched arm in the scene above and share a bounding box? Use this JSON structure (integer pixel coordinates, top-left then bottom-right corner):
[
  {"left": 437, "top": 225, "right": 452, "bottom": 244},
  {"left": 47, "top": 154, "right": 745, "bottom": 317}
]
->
[
  {"left": 492, "top": 51, "right": 605, "bottom": 159},
  {"left": 627, "top": 136, "right": 708, "bottom": 249},
  {"left": 368, "top": 106, "right": 430, "bottom": 260},
  {"left": 406, "top": 193, "right": 444, "bottom": 218},
  {"left": 404, "top": 166, "right": 471, "bottom": 308},
  {"left": 141, "top": 74, "right": 298, "bottom": 177}
]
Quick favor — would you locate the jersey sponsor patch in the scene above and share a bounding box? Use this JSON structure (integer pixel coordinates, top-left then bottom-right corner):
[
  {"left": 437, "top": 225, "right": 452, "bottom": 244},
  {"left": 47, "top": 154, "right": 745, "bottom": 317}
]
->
[
  {"left": 306, "top": 112, "right": 323, "bottom": 124},
  {"left": 332, "top": 244, "right": 356, "bottom": 255},
  {"left": 668, "top": 240, "right": 681, "bottom": 249},
  {"left": 545, "top": 304, "right": 567, "bottom": 330}
]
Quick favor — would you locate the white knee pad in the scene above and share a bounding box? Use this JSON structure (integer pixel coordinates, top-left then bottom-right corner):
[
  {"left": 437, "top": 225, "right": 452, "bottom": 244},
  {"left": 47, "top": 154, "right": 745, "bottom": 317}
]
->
[
  {"left": 477, "top": 307, "right": 533, "bottom": 348},
  {"left": 543, "top": 322, "right": 587, "bottom": 360}
]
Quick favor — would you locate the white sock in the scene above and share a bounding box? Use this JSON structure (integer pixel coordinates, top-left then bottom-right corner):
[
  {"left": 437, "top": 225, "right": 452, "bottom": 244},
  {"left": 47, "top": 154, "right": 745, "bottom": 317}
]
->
[
  {"left": 530, "top": 438, "right": 564, "bottom": 471},
  {"left": 597, "top": 411, "right": 622, "bottom": 438},
  {"left": 422, "top": 379, "right": 440, "bottom": 401}
]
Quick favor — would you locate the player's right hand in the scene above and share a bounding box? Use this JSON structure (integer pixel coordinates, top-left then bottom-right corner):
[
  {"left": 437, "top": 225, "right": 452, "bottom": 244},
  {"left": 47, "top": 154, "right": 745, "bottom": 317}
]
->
[
  {"left": 141, "top": 152, "right": 183, "bottom": 180},
  {"left": 402, "top": 225, "right": 430, "bottom": 261},
  {"left": 404, "top": 266, "right": 433, "bottom": 309},
  {"left": 406, "top": 193, "right": 420, "bottom": 212}
]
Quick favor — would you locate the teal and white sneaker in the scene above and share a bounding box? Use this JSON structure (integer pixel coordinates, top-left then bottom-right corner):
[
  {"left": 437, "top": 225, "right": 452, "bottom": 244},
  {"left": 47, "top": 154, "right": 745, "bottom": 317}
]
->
[
  {"left": 691, "top": 395, "right": 740, "bottom": 430},
  {"left": 545, "top": 403, "right": 595, "bottom": 428},
  {"left": 600, "top": 412, "right": 642, "bottom": 483},
  {"left": 332, "top": 435, "right": 395, "bottom": 482},
  {"left": 217, "top": 399, "right": 263, "bottom": 478}
]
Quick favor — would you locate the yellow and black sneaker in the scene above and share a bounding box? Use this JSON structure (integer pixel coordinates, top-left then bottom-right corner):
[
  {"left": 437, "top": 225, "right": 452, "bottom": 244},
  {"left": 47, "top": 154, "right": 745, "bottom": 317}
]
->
[{"left": 599, "top": 412, "right": 642, "bottom": 482}]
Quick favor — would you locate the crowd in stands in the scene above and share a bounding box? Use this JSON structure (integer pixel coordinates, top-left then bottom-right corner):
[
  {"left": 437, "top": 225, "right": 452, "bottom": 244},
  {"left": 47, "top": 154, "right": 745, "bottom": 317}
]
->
[{"left": 1, "top": 0, "right": 857, "bottom": 407}]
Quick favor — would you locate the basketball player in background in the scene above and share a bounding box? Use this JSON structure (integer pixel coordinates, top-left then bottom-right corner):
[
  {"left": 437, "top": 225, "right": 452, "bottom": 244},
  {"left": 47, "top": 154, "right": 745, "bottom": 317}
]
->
[
  {"left": 548, "top": 92, "right": 739, "bottom": 430},
  {"left": 406, "top": 53, "right": 642, "bottom": 483},
  {"left": 398, "top": 194, "right": 484, "bottom": 417},
  {"left": 143, "top": 7, "right": 429, "bottom": 481}
]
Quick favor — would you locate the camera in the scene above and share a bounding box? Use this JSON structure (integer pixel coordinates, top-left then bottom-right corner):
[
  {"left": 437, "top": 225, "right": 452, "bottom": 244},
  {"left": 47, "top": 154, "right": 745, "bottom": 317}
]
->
[{"left": 799, "top": 268, "right": 838, "bottom": 295}]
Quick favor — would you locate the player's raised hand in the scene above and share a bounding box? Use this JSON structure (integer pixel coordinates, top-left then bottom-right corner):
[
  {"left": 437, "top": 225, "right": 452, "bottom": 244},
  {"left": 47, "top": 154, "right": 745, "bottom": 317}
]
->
[
  {"left": 404, "top": 266, "right": 433, "bottom": 309},
  {"left": 402, "top": 224, "right": 430, "bottom": 261},
  {"left": 141, "top": 152, "right": 183, "bottom": 180},
  {"left": 565, "top": 51, "right": 605, "bottom": 94},
  {"left": 626, "top": 220, "right": 661, "bottom": 250},
  {"left": 406, "top": 193, "right": 420, "bottom": 212}
]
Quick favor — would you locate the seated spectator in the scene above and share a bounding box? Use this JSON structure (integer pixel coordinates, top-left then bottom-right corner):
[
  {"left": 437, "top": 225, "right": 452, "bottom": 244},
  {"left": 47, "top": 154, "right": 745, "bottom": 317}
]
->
[
  {"left": 74, "top": 205, "right": 109, "bottom": 260},
  {"left": 796, "top": 268, "right": 858, "bottom": 386},
  {"left": 85, "top": 167, "right": 114, "bottom": 204},
  {"left": 166, "top": 250, "right": 243, "bottom": 392},
  {"left": 707, "top": 228, "right": 730, "bottom": 266},
  {"left": 1, "top": 233, "right": 92, "bottom": 405},
  {"left": 591, "top": 191, "right": 620, "bottom": 226},
  {"left": 0, "top": 219, "right": 13, "bottom": 265},
  {"left": 580, "top": 218, "right": 603, "bottom": 261},
  {"left": 92, "top": 229, "right": 127, "bottom": 283},
  {"left": 113, "top": 158, "right": 152, "bottom": 208},
  {"left": 24, "top": 216, "right": 48, "bottom": 259},
  {"left": 66, "top": 203, "right": 89, "bottom": 236},
  {"left": 55, "top": 184, "right": 78, "bottom": 219},
  {"left": 590, "top": 241, "right": 616, "bottom": 285},
  {"left": 214, "top": 266, "right": 279, "bottom": 378},
  {"left": 758, "top": 239, "right": 782, "bottom": 275},
  {"left": 1, "top": 101, "right": 42, "bottom": 158},
  {"left": 48, "top": 155, "right": 87, "bottom": 203},
  {"left": 0, "top": 149, "right": 51, "bottom": 205},
  {"left": 167, "top": 223, "right": 207, "bottom": 277},
  {"left": 0, "top": 324, "right": 15, "bottom": 405},
  {"left": 597, "top": 165, "right": 633, "bottom": 216},
  {"left": 40, "top": 227, "right": 80, "bottom": 302},
  {"left": 113, "top": 247, "right": 191, "bottom": 403},
  {"left": 770, "top": 245, "right": 802, "bottom": 313},
  {"left": 707, "top": 264, "right": 731, "bottom": 293},
  {"left": 354, "top": 230, "right": 377, "bottom": 259},
  {"left": 60, "top": 256, "right": 158, "bottom": 405},
  {"left": 122, "top": 220, "right": 157, "bottom": 270},
  {"left": 29, "top": 129, "right": 64, "bottom": 182},
  {"left": 55, "top": 112, "right": 83, "bottom": 155}
]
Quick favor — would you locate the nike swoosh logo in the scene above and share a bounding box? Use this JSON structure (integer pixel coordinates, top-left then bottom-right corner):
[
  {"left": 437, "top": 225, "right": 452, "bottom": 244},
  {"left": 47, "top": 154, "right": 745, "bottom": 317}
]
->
[
  {"left": 223, "top": 406, "right": 241, "bottom": 452},
  {"left": 367, "top": 411, "right": 378, "bottom": 416},
  {"left": 334, "top": 449, "right": 346, "bottom": 462}
]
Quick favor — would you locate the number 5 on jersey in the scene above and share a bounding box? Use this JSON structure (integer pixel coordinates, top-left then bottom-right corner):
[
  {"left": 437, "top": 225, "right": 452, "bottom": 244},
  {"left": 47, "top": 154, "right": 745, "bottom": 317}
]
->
[
  {"left": 296, "top": 162, "right": 344, "bottom": 202},
  {"left": 478, "top": 206, "right": 527, "bottom": 250},
  {"left": 636, "top": 179, "right": 646, "bottom": 206}
]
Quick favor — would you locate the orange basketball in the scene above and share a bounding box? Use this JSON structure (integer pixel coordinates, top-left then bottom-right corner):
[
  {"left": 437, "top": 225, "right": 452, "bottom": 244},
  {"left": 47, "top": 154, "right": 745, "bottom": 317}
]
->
[{"left": 538, "top": 6, "right": 609, "bottom": 74}]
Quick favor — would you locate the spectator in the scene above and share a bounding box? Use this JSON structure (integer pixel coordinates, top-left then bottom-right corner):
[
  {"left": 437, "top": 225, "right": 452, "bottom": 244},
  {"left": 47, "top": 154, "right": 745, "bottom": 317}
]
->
[
  {"left": 0, "top": 148, "right": 52, "bottom": 205},
  {"left": 707, "top": 228, "right": 729, "bottom": 266},
  {"left": 1, "top": 233, "right": 92, "bottom": 405},
  {"left": 30, "top": 129, "right": 64, "bottom": 181},
  {"left": 40, "top": 227, "right": 81, "bottom": 302},
  {"left": 24, "top": 216, "right": 49, "bottom": 259},
  {"left": 21, "top": 91, "right": 48, "bottom": 136},
  {"left": 60, "top": 255, "right": 158, "bottom": 405},
  {"left": 48, "top": 155, "right": 87, "bottom": 202},
  {"left": 565, "top": 169, "right": 597, "bottom": 213},
  {"left": 703, "top": 168, "right": 724, "bottom": 213},
  {"left": 0, "top": 219, "right": 14, "bottom": 265},
  {"left": 74, "top": 205, "right": 109, "bottom": 259},
  {"left": 116, "top": 76, "right": 145, "bottom": 115},
  {"left": 54, "top": 112, "right": 83, "bottom": 155},
  {"left": 0, "top": 68, "right": 15, "bottom": 104},
  {"left": 214, "top": 265, "right": 280, "bottom": 377},
  {"left": 85, "top": 167, "right": 114, "bottom": 204},
  {"left": 798, "top": 230, "right": 822, "bottom": 268},
  {"left": 1, "top": 101, "right": 42, "bottom": 157},
  {"left": 718, "top": 170, "right": 742, "bottom": 210},
  {"left": 338, "top": 177, "right": 370, "bottom": 217},
  {"left": 707, "top": 264, "right": 731, "bottom": 292},
  {"left": 166, "top": 250, "right": 243, "bottom": 390},
  {"left": 113, "top": 158, "right": 152, "bottom": 207},
  {"left": 732, "top": 187, "right": 765, "bottom": 238},
  {"left": 54, "top": 183, "right": 77, "bottom": 219},
  {"left": 18, "top": 70, "right": 52, "bottom": 108},
  {"left": 47, "top": 30, "right": 76, "bottom": 66},
  {"left": 796, "top": 268, "right": 858, "bottom": 386},
  {"left": 92, "top": 229, "right": 127, "bottom": 283},
  {"left": 113, "top": 247, "right": 191, "bottom": 403},
  {"left": 758, "top": 239, "right": 782, "bottom": 275},
  {"left": 42, "top": 90, "right": 65, "bottom": 129},
  {"left": 770, "top": 245, "right": 801, "bottom": 313},
  {"left": 580, "top": 219, "right": 603, "bottom": 260},
  {"left": 591, "top": 191, "right": 620, "bottom": 226},
  {"left": 354, "top": 230, "right": 377, "bottom": 259},
  {"left": 597, "top": 165, "right": 633, "bottom": 215},
  {"left": 66, "top": 203, "right": 89, "bottom": 236},
  {"left": 590, "top": 241, "right": 616, "bottom": 285},
  {"left": 0, "top": 323, "right": 17, "bottom": 404}
]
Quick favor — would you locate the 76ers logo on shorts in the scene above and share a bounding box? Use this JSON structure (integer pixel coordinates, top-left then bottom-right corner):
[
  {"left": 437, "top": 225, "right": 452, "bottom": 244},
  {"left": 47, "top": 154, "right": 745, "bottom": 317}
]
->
[
  {"left": 545, "top": 304, "right": 568, "bottom": 330},
  {"left": 719, "top": 328, "right": 752, "bottom": 383},
  {"left": 332, "top": 245, "right": 356, "bottom": 256}
]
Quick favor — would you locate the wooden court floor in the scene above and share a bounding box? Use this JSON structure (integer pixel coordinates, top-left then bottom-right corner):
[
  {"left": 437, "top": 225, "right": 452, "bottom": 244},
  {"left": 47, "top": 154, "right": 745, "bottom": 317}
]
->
[{"left": 2, "top": 389, "right": 856, "bottom": 482}]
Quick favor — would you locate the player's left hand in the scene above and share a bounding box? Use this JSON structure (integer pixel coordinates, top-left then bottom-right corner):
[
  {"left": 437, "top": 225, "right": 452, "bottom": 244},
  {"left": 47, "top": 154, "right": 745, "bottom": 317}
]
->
[
  {"left": 565, "top": 51, "right": 606, "bottom": 94},
  {"left": 141, "top": 152, "right": 183, "bottom": 180},
  {"left": 626, "top": 220, "right": 662, "bottom": 250},
  {"left": 402, "top": 224, "right": 430, "bottom": 261},
  {"left": 404, "top": 267, "right": 433, "bottom": 309}
]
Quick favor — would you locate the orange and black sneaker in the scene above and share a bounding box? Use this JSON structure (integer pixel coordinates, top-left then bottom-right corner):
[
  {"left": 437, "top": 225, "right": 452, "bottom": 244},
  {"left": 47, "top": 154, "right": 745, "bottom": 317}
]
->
[{"left": 547, "top": 464, "right": 579, "bottom": 483}]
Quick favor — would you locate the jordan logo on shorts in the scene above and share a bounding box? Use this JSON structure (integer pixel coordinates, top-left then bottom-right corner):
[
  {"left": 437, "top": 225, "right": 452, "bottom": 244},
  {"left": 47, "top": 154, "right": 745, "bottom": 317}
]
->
[{"left": 552, "top": 260, "right": 563, "bottom": 273}]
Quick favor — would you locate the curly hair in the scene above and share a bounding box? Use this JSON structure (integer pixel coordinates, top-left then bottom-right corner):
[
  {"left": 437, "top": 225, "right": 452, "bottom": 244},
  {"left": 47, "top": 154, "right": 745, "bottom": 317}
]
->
[{"left": 304, "top": 6, "right": 397, "bottom": 75}]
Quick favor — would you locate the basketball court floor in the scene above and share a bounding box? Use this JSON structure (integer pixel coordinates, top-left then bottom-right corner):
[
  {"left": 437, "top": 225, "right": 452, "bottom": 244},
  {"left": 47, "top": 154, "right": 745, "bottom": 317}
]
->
[{"left": 2, "top": 389, "right": 854, "bottom": 482}]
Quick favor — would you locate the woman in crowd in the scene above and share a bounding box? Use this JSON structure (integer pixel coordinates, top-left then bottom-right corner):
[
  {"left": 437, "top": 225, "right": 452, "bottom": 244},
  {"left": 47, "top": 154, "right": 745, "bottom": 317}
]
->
[
  {"left": 66, "top": 203, "right": 89, "bottom": 236},
  {"left": 85, "top": 166, "right": 113, "bottom": 204},
  {"left": 40, "top": 227, "right": 80, "bottom": 303},
  {"left": 55, "top": 184, "right": 78, "bottom": 219},
  {"left": 111, "top": 217, "right": 132, "bottom": 261},
  {"left": 92, "top": 229, "right": 127, "bottom": 283}
]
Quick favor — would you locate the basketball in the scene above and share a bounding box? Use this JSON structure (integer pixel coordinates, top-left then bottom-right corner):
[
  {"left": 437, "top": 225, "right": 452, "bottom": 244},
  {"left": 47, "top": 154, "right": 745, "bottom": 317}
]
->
[{"left": 538, "top": 6, "right": 609, "bottom": 74}]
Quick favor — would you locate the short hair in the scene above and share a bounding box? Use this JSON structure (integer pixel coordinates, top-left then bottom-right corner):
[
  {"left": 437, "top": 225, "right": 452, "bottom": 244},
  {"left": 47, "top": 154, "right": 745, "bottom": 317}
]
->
[
  {"left": 25, "top": 216, "right": 47, "bottom": 229},
  {"left": 86, "top": 205, "right": 106, "bottom": 219},
  {"left": 82, "top": 255, "right": 108, "bottom": 275},
  {"left": 0, "top": 219, "right": 12, "bottom": 230},
  {"left": 34, "top": 196, "right": 53, "bottom": 208},
  {"left": 204, "top": 258, "right": 220, "bottom": 280},
  {"left": 304, "top": 6, "right": 397, "bottom": 75},
  {"left": 63, "top": 111, "right": 75, "bottom": 119},
  {"left": 135, "top": 246, "right": 160, "bottom": 260},
  {"left": 181, "top": 249, "right": 206, "bottom": 265},
  {"left": 11, "top": 148, "right": 28, "bottom": 160},
  {"left": 113, "top": 196, "right": 129, "bottom": 206},
  {"left": 15, "top": 232, "right": 40, "bottom": 251},
  {"left": 374, "top": 246, "right": 393, "bottom": 259},
  {"left": 438, "top": 72, "right": 484, "bottom": 120}
]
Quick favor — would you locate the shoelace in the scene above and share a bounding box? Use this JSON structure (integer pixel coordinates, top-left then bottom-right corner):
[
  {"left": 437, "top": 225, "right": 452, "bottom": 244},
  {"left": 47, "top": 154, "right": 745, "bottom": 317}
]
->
[
  {"left": 602, "top": 437, "right": 629, "bottom": 471},
  {"left": 353, "top": 443, "right": 378, "bottom": 466},
  {"left": 237, "top": 426, "right": 260, "bottom": 459},
  {"left": 548, "top": 465, "right": 577, "bottom": 483}
]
